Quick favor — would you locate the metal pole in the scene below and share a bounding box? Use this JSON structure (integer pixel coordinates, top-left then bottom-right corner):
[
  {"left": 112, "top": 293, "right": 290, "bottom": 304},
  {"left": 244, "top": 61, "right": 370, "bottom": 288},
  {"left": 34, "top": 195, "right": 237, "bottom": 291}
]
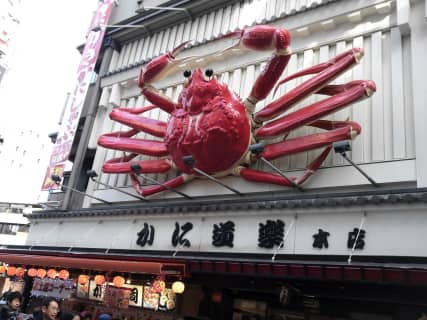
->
[
  {"left": 90, "top": 177, "right": 147, "bottom": 201},
  {"left": 191, "top": 167, "right": 243, "bottom": 196},
  {"left": 340, "top": 153, "right": 379, "bottom": 187},
  {"left": 135, "top": 173, "right": 192, "bottom": 200},
  {"left": 259, "top": 157, "right": 303, "bottom": 191},
  {"left": 59, "top": 184, "right": 112, "bottom": 205}
]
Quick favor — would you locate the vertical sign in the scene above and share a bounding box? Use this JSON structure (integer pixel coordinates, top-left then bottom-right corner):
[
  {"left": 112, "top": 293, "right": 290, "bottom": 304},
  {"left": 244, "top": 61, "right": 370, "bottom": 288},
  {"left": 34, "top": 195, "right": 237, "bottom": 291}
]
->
[{"left": 41, "top": 0, "right": 114, "bottom": 190}]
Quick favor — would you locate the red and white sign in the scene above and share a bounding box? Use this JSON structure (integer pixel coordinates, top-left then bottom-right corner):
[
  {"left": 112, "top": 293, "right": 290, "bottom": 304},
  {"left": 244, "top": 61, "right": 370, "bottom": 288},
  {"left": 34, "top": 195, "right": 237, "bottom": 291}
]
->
[{"left": 41, "top": 0, "right": 114, "bottom": 190}]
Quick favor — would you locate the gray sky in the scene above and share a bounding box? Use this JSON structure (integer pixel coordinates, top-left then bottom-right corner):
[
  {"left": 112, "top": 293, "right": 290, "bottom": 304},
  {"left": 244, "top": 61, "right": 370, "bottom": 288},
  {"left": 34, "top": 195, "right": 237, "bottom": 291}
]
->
[{"left": 0, "top": 0, "right": 97, "bottom": 136}]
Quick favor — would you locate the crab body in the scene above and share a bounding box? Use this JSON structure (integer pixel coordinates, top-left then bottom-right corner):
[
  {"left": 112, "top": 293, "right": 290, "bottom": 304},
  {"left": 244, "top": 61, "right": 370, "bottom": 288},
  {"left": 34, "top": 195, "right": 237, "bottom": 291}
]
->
[
  {"left": 98, "top": 25, "right": 376, "bottom": 198},
  {"left": 166, "top": 69, "right": 251, "bottom": 175}
]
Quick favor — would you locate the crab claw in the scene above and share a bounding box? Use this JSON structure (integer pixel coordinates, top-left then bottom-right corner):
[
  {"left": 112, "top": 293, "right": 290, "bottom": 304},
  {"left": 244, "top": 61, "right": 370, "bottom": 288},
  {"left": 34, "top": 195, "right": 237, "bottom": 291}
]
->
[{"left": 138, "top": 41, "right": 190, "bottom": 88}]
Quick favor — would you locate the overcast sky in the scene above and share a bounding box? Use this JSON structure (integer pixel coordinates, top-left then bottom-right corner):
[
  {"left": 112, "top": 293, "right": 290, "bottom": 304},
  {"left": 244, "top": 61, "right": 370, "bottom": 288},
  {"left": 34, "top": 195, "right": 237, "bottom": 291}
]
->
[{"left": 0, "top": 0, "right": 97, "bottom": 136}]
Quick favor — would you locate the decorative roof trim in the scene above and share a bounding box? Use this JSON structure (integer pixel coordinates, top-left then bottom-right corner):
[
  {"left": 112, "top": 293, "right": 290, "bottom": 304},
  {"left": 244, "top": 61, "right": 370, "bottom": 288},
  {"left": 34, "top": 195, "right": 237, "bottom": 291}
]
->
[{"left": 28, "top": 188, "right": 427, "bottom": 219}]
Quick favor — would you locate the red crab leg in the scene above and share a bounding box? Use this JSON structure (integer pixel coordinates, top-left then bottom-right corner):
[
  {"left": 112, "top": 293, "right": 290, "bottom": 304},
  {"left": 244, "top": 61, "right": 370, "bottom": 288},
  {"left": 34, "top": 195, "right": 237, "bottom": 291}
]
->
[
  {"left": 255, "top": 48, "right": 365, "bottom": 122},
  {"left": 102, "top": 154, "right": 172, "bottom": 174},
  {"left": 236, "top": 146, "right": 331, "bottom": 187},
  {"left": 255, "top": 80, "right": 375, "bottom": 138},
  {"left": 130, "top": 174, "right": 193, "bottom": 197},
  {"left": 138, "top": 42, "right": 189, "bottom": 114},
  {"left": 231, "top": 25, "right": 291, "bottom": 111},
  {"left": 259, "top": 120, "right": 361, "bottom": 160},
  {"left": 110, "top": 108, "right": 167, "bottom": 138},
  {"left": 98, "top": 129, "right": 168, "bottom": 157}
]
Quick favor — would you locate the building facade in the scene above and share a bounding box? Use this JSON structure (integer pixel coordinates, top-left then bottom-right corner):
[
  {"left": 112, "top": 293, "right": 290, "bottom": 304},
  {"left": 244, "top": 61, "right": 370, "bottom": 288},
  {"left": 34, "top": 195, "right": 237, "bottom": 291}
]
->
[{"left": 3, "top": 0, "right": 427, "bottom": 319}]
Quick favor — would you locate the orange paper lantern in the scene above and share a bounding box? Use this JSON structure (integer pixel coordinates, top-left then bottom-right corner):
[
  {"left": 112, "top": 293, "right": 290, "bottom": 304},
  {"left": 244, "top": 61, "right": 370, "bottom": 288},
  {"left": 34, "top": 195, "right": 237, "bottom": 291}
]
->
[
  {"left": 15, "top": 267, "right": 25, "bottom": 278},
  {"left": 37, "top": 268, "right": 47, "bottom": 278},
  {"left": 7, "top": 266, "right": 16, "bottom": 277},
  {"left": 58, "top": 269, "right": 69, "bottom": 280},
  {"left": 113, "top": 276, "right": 125, "bottom": 287},
  {"left": 152, "top": 279, "right": 166, "bottom": 293},
  {"left": 47, "top": 269, "right": 57, "bottom": 279},
  {"left": 94, "top": 275, "right": 106, "bottom": 285},
  {"left": 0, "top": 266, "right": 6, "bottom": 274},
  {"left": 28, "top": 268, "right": 38, "bottom": 277},
  {"left": 78, "top": 274, "right": 89, "bottom": 285}
]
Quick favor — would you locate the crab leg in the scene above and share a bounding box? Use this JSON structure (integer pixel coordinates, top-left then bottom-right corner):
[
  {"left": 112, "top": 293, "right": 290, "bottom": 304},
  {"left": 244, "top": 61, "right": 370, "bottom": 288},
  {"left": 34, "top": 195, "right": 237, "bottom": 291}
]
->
[
  {"left": 138, "top": 42, "right": 190, "bottom": 114},
  {"left": 255, "top": 48, "right": 365, "bottom": 122},
  {"left": 110, "top": 108, "right": 167, "bottom": 138},
  {"left": 236, "top": 146, "right": 331, "bottom": 187},
  {"left": 229, "top": 25, "right": 292, "bottom": 112},
  {"left": 130, "top": 174, "right": 193, "bottom": 197},
  {"left": 102, "top": 154, "right": 173, "bottom": 174},
  {"left": 255, "top": 80, "right": 375, "bottom": 139},
  {"left": 98, "top": 129, "right": 168, "bottom": 157},
  {"left": 259, "top": 120, "right": 361, "bottom": 160}
]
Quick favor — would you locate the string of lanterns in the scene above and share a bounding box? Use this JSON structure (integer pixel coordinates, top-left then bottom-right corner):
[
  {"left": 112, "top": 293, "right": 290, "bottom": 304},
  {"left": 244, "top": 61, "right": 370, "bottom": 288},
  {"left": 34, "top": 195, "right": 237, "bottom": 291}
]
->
[{"left": 0, "top": 264, "right": 186, "bottom": 294}]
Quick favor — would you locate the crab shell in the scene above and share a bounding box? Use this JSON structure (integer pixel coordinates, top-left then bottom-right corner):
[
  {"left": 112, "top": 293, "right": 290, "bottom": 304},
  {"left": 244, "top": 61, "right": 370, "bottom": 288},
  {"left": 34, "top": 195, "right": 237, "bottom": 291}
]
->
[{"left": 164, "top": 69, "right": 251, "bottom": 175}]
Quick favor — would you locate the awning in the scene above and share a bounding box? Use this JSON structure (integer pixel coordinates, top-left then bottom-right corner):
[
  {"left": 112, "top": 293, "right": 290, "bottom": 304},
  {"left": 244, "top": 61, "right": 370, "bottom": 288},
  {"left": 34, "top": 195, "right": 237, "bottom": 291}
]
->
[{"left": 0, "top": 250, "right": 185, "bottom": 276}]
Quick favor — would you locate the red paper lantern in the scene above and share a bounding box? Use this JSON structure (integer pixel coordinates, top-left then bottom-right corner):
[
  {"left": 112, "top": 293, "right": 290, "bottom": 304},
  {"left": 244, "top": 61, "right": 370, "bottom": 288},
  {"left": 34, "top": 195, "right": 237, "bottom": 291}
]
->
[
  {"left": 37, "top": 268, "right": 47, "bottom": 278},
  {"left": 7, "top": 266, "right": 16, "bottom": 277},
  {"left": 211, "top": 291, "right": 223, "bottom": 303},
  {"left": 0, "top": 266, "right": 6, "bottom": 274},
  {"left": 47, "top": 269, "right": 57, "bottom": 279},
  {"left": 15, "top": 267, "right": 25, "bottom": 278},
  {"left": 78, "top": 274, "right": 89, "bottom": 285},
  {"left": 113, "top": 276, "right": 125, "bottom": 287},
  {"left": 152, "top": 279, "right": 166, "bottom": 293},
  {"left": 28, "top": 268, "right": 38, "bottom": 277},
  {"left": 58, "top": 269, "right": 69, "bottom": 280},
  {"left": 94, "top": 275, "right": 106, "bottom": 285}
]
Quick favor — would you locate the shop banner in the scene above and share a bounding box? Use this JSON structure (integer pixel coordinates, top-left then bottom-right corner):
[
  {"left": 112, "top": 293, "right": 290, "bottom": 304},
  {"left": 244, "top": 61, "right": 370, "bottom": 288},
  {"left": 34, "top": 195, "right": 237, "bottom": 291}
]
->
[
  {"left": 88, "top": 280, "right": 104, "bottom": 301},
  {"left": 122, "top": 284, "right": 143, "bottom": 307},
  {"left": 41, "top": 0, "right": 114, "bottom": 190},
  {"left": 77, "top": 282, "right": 89, "bottom": 299},
  {"left": 104, "top": 285, "right": 131, "bottom": 309},
  {"left": 31, "top": 278, "right": 74, "bottom": 299}
]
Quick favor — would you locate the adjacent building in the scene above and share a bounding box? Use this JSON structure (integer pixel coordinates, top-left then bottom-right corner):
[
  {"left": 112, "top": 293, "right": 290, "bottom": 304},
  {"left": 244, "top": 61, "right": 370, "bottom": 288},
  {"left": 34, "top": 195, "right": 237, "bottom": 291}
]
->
[{"left": 2, "top": 0, "right": 427, "bottom": 319}]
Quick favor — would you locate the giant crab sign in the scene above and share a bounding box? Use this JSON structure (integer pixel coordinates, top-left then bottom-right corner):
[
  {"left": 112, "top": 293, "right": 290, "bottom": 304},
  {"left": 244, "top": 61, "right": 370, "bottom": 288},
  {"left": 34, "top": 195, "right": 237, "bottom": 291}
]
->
[{"left": 98, "top": 25, "right": 376, "bottom": 198}]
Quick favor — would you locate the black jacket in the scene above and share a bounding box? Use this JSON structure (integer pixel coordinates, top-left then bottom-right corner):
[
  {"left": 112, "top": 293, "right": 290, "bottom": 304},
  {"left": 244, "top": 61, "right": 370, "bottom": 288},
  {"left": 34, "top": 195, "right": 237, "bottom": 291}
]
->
[{"left": 0, "top": 305, "right": 18, "bottom": 320}]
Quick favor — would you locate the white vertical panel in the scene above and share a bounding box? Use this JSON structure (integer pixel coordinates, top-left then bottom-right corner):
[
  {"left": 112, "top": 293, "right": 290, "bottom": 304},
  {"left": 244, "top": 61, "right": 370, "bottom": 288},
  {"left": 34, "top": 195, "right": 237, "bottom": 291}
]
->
[
  {"left": 299, "top": 0, "right": 308, "bottom": 11},
  {"left": 116, "top": 44, "right": 127, "bottom": 69},
  {"left": 351, "top": 36, "right": 366, "bottom": 163},
  {"left": 266, "top": 0, "right": 277, "bottom": 20},
  {"left": 371, "top": 31, "right": 385, "bottom": 161},
  {"left": 253, "top": 62, "right": 266, "bottom": 114},
  {"left": 140, "top": 36, "right": 151, "bottom": 61},
  {"left": 382, "top": 31, "right": 393, "bottom": 161},
  {"left": 154, "top": 30, "right": 165, "bottom": 56},
  {"left": 174, "top": 23, "right": 185, "bottom": 48},
  {"left": 238, "top": 1, "right": 256, "bottom": 29},
  {"left": 362, "top": 34, "right": 372, "bottom": 163},
  {"left": 242, "top": 65, "right": 255, "bottom": 98},
  {"left": 160, "top": 29, "right": 170, "bottom": 54},
  {"left": 146, "top": 33, "right": 158, "bottom": 59},
  {"left": 167, "top": 26, "right": 178, "bottom": 52},
  {"left": 229, "top": 3, "right": 240, "bottom": 32},
  {"left": 390, "top": 28, "right": 406, "bottom": 159},
  {"left": 287, "top": 0, "right": 297, "bottom": 15},
  {"left": 402, "top": 35, "right": 415, "bottom": 158},
  {"left": 189, "top": 18, "right": 200, "bottom": 43},
  {"left": 197, "top": 14, "right": 208, "bottom": 44},
  {"left": 121, "top": 43, "right": 133, "bottom": 68},
  {"left": 127, "top": 41, "right": 138, "bottom": 66},
  {"left": 255, "top": 0, "right": 268, "bottom": 24},
  {"left": 212, "top": 8, "right": 223, "bottom": 38},
  {"left": 221, "top": 4, "right": 232, "bottom": 35},
  {"left": 134, "top": 39, "right": 144, "bottom": 63},
  {"left": 182, "top": 20, "right": 192, "bottom": 43},
  {"left": 108, "top": 50, "right": 120, "bottom": 72},
  {"left": 205, "top": 11, "right": 216, "bottom": 41},
  {"left": 230, "top": 68, "right": 242, "bottom": 95},
  {"left": 276, "top": 0, "right": 286, "bottom": 17}
]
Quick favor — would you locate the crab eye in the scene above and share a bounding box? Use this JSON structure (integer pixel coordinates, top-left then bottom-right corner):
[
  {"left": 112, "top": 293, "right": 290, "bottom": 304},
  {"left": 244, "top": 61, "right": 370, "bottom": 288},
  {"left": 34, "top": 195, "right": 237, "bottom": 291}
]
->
[
  {"left": 205, "top": 69, "right": 213, "bottom": 78},
  {"left": 183, "top": 70, "right": 191, "bottom": 78}
]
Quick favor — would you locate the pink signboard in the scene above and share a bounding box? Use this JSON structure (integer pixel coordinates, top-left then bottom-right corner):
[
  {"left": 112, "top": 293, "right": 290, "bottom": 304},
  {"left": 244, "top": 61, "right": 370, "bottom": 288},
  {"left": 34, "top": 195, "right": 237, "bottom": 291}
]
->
[{"left": 41, "top": 0, "right": 114, "bottom": 190}]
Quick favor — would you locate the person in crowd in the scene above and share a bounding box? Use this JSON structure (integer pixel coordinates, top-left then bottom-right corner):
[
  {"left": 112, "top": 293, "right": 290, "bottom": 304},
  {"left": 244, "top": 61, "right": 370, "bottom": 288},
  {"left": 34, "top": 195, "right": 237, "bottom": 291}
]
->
[
  {"left": 0, "top": 291, "right": 23, "bottom": 320},
  {"left": 77, "top": 312, "right": 90, "bottom": 320},
  {"left": 41, "top": 298, "right": 59, "bottom": 320},
  {"left": 97, "top": 314, "right": 111, "bottom": 320},
  {"left": 59, "top": 312, "right": 79, "bottom": 320}
]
